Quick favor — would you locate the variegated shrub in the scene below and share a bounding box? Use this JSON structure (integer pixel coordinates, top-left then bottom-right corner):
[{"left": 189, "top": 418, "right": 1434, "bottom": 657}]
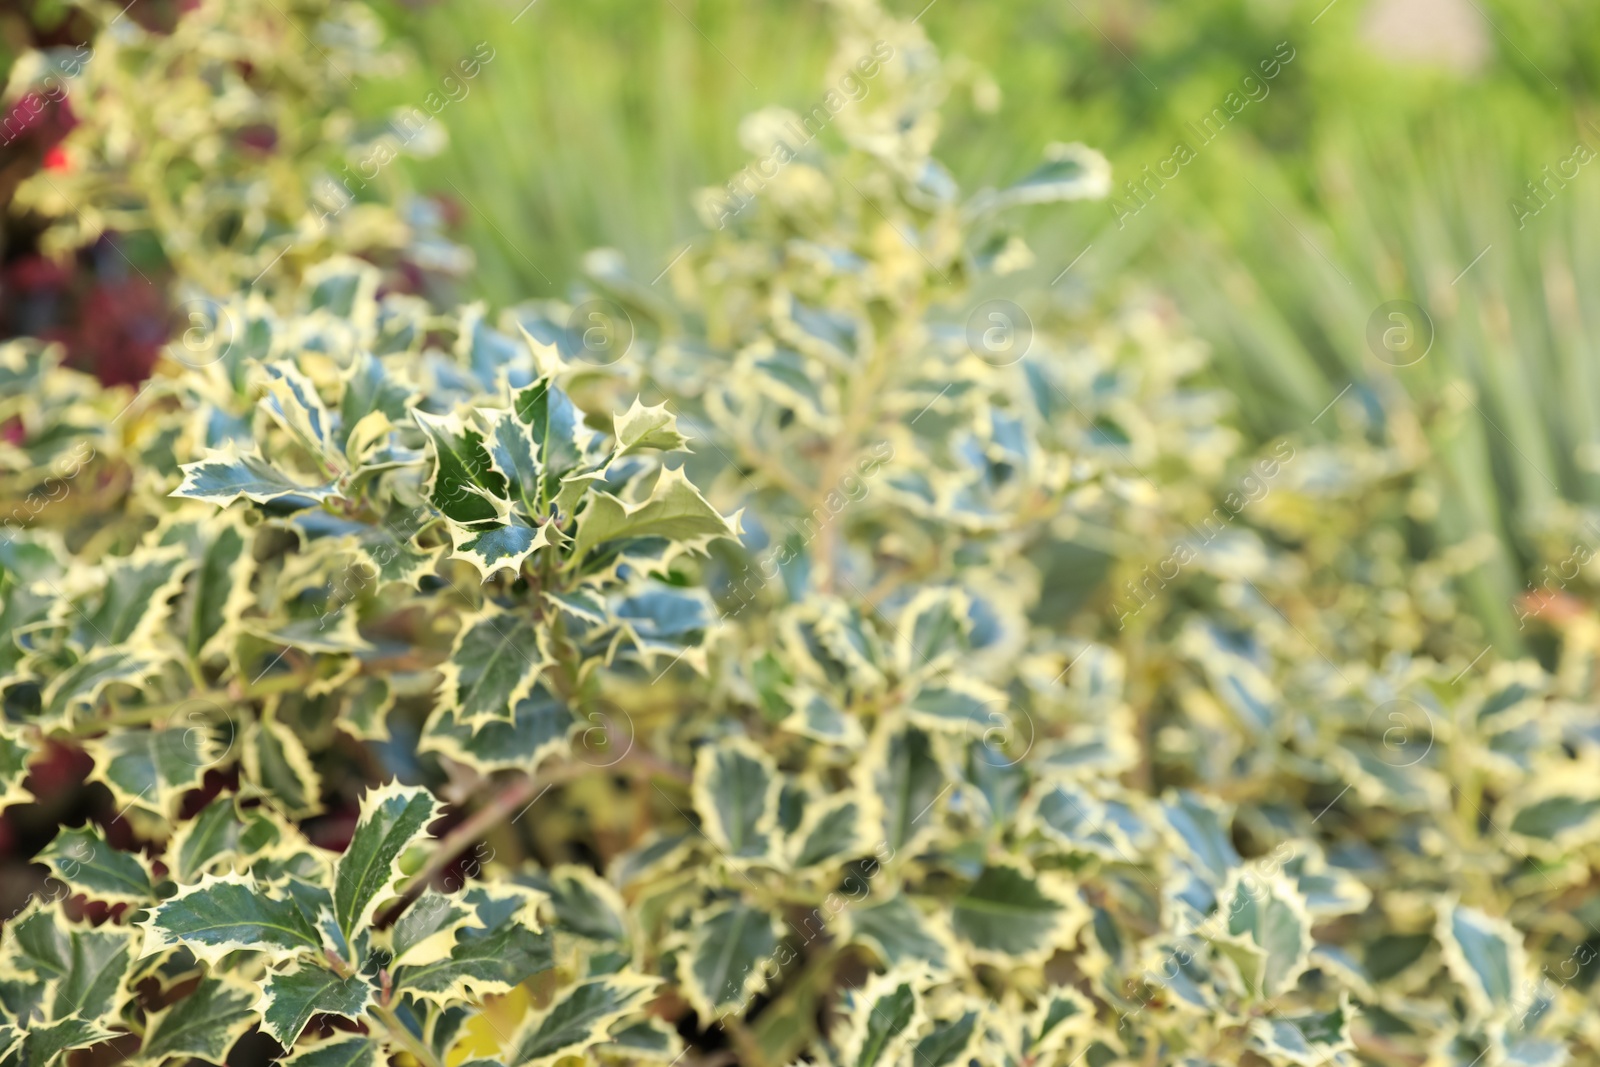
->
[
  {"left": 1, "top": 2, "right": 1598, "bottom": 1067},
  {"left": 8, "top": 0, "right": 459, "bottom": 295},
  {"left": 0, "top": 253, "right": 744, "bottom": 1067}
]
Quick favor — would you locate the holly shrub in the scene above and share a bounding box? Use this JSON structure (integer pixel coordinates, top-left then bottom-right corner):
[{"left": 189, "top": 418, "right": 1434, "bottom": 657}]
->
[
  {"left": 8, "top": 0, "right": 451, "bottom": 291},
  {"left": 2, "top": 0, "right": 466, "bottom": 383},
  {"left": 0, "top": 3, "right": 1596, "bottom": 1067}
]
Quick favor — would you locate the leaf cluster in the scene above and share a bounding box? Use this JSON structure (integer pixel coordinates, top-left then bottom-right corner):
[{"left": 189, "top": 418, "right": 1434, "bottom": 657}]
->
[{"left": 0, "top": 2, "right": 1596, "bottom": 1067}]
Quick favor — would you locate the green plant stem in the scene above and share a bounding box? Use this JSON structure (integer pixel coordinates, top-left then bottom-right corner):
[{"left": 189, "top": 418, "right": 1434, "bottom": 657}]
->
[
  {"left": 74, "top": 690, "right": 236, "bottom": 736},
  {"left": 79, "top": 647, "right": 444, "bottom": 736},
  {"left": 724, "top": 1016, "right": 769, "bottom": 1067},
  {"left": 371, "top": 1001, "right": 445, "bottom": 1067},
  {"left": 321, "top": 949, "right": 440, "bottom": 1067}
]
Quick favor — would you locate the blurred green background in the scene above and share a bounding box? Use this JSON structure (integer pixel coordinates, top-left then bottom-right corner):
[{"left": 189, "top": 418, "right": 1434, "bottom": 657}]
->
[{"left": 356, "top": 0, "right": 1600, "bottom": 651}]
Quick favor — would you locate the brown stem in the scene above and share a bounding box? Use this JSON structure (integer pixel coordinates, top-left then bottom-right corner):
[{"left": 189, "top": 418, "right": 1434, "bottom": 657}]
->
[
  {"left": 1352, "top": 1031, "right": 1426, "bottom": 1067},
  {"left": 380, "top": 772, "right": 550, "bottom": 926},
  {"left": 807, "top": 315, "right": 905, "bottom": 594},
  {"left": 607, "top": 721, "right": 692, "bottom": 785},
  {"left": 380, "top": 750, "right": 691, "bottom": 927}
]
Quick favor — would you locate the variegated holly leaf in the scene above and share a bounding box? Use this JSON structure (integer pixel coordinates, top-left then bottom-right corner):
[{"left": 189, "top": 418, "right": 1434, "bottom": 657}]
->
[
  {"left": 87, "top": 727, "right": 214, "bottom": 823},
  {"left": 141, "top": 873, "right": 321, "bottom": 964},
  {"left": 692, "top": 738, "right": 780, "bottom": 861},
  {"left": 284, "top": 1035, "right": 381, "bottom": 1067},
  {"left": 1499, "top": 1034, "right": 1567, "bottom": 1067},
  {"left": 243, "top": 713, "right": 323, "bottom": 819},
  {"left": 456, "top": 302, "right": 526, "bottom": 388},
  {"left": 0, "top": 724, "right": 36, "bottom": 810},
  {"left": 62, "top": 546, "right": 193, "bottom": 649},
  {"left": 414, "top": 409, "right": 510, "bottom": 526},
  {"left": 609, "top": 585, "right": 715, "bottom": 670},
  {"left": 1162, "top": 791, "right": 1240, "bottom": 886},
  {"left": 554, "top": 470, "right": 607, "bottom": 525},
  {"left": 393, "top": 888, "right": 553, "bottom": 1003},
  {"left": 332, "top": 783, "right": 440, "bottom": 942},
  {"left": 303, "top": 257, "right": 379, "bottom": 315},
  {"left": 40, "top": 825, "right": 156, "bottom": 905},
  {"left": 1501, "top": 761, "right": 1600, "bottom": 856},
  {"left": 387, "top": 891, "right": 472, "bottom": 967},
  {"left": 166, "top": 515, "right": 254, "bottom": 660},
  {"left": 41, "top": 647, "right": 163, "bottom": 723},
  {"left": 480, "top": 406, "right": 542, "bottom": 511},
  {"left": 260, "top": 362, "right": 337, "bottom": 458},
  {"left": 950, "top": 863, "right": 1082, "bottom": 965},
  {"left": 1, "top": 902, "right": 138, "bottom": 1023},
  {"left": 612, "top": 399, "right": 689, "bottom": 456},
  {"left": 1211, "top": 872, "right": 1312, "bottom": 1001},
  {"left": 423, "top": 685, "right": 575, "bottom": 773},
  {"left": 789, "top": 793, "right": 866, "bottom": 869},
  {"left": 913, "top": 1008, "right": 984, "bottom": 1067},
  {"left": 173, "top": 444, "right": 340, "bottom": 508},
  {"left": 1177, "top": 619, "right": 1283, "bottom": 736},
  {"left": 891, "top": 588, "right": 975, "bottom": 675},
  {"left": 0, "top": 572, "right": 54, "bottom": 681},
  {"left": 5, "top": 1015, "right": 114, "bottom": 1067},
  {"left": 597, "top": 1018, "right": 683, "bottom": 1063},
  {"left": 741, "top": 344, "right": 833, "bottom": 430},
  {"left": 801, "top": 604, "right": 884, "bottom": 687},
  {"left": 287, "top": 509, "right": 439, "bottom": 593},
  {"left": 1283, "top": 851, "right": 1371, "bottom": 920},
  {"left": 246, "top": 612, "right": 370, "bottom": 657},
  {"left": 438, "top": 609, "right": 550, "bottom": 724},
  {"left": 570, "top": 467, "right": 738, "bottom": 567},
  {"left": 167, "top": 795, "right": 283, "bottom": 885},
  {"left": 1437, "top": 900, "right": 1527, "bottom": 1021},
  {"left": 967, "top": 143, "right": 1110, "bottom": 213},
  {"left": 1025, "top": 784, "right": 1143, "bottom": 863},
  {"left": 256, "top": 964, "right": 373, "bottom": 1045},
  {"left": 1248, "top": 994, "right": 1356, "bottom": 1067},
  {"left": 837, "top": 968, "right": 927, "bottom": 1067},
  {"left": 868, "top": 724, "right": 946, "bottom": 855},
  {"left": 529, "top": 866, "right": 628, "bottom": 944},
  {"left": 545, "top": 588, "right": 607, "bottom": 626},
  {"left": 846, "top": 895, "right": 955, "bottom": 973},
  {"left": 448, "top": 516, "right": 554, "bottom": 581},
  {"left": 1508, "top": 794, "right": 1600, "bottom": 850},
  {"left": 904, "top": 680, "right": 1005, "bottom": 734},
  {"left": 139, "top": 974, "right": 259, "bottom": 1065},
  {"left": 339, "top": 352, "right": 416, "bottom": 453},
  {"left": 513, "top": 378, "right": 588, "bottom": 481},
  {"left": 505, "top": 975, "right": 657, "bottom": 1067},
  {"left": 611, "top": 833, "right": 693, "bottom": 888},
  {"left": 967, "top": 746, "right": 1026, "bottom": 835},
  {"left": 681, "top": 902, "right": 780, "bottom": 1020},
  {"left": 778, "top": 688, "right": 863, "bottom": 747},
  {"left": 341, "top": 677, "right": 395, "bottom": 742},
  {"left": 1028, "top": 986, "right": 1095, "bottom": 1059}
]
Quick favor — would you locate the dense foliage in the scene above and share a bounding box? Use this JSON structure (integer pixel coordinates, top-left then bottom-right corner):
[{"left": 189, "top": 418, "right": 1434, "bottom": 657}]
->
[
  {"left": 1, "top": 0, "right": 465, "bottom": 383},
  {"left": 12, "top": 0, "right": 460, "bottom": 287},
  {"left": 1, "top": 3, "right": 1597, "bottom": 1067}
]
